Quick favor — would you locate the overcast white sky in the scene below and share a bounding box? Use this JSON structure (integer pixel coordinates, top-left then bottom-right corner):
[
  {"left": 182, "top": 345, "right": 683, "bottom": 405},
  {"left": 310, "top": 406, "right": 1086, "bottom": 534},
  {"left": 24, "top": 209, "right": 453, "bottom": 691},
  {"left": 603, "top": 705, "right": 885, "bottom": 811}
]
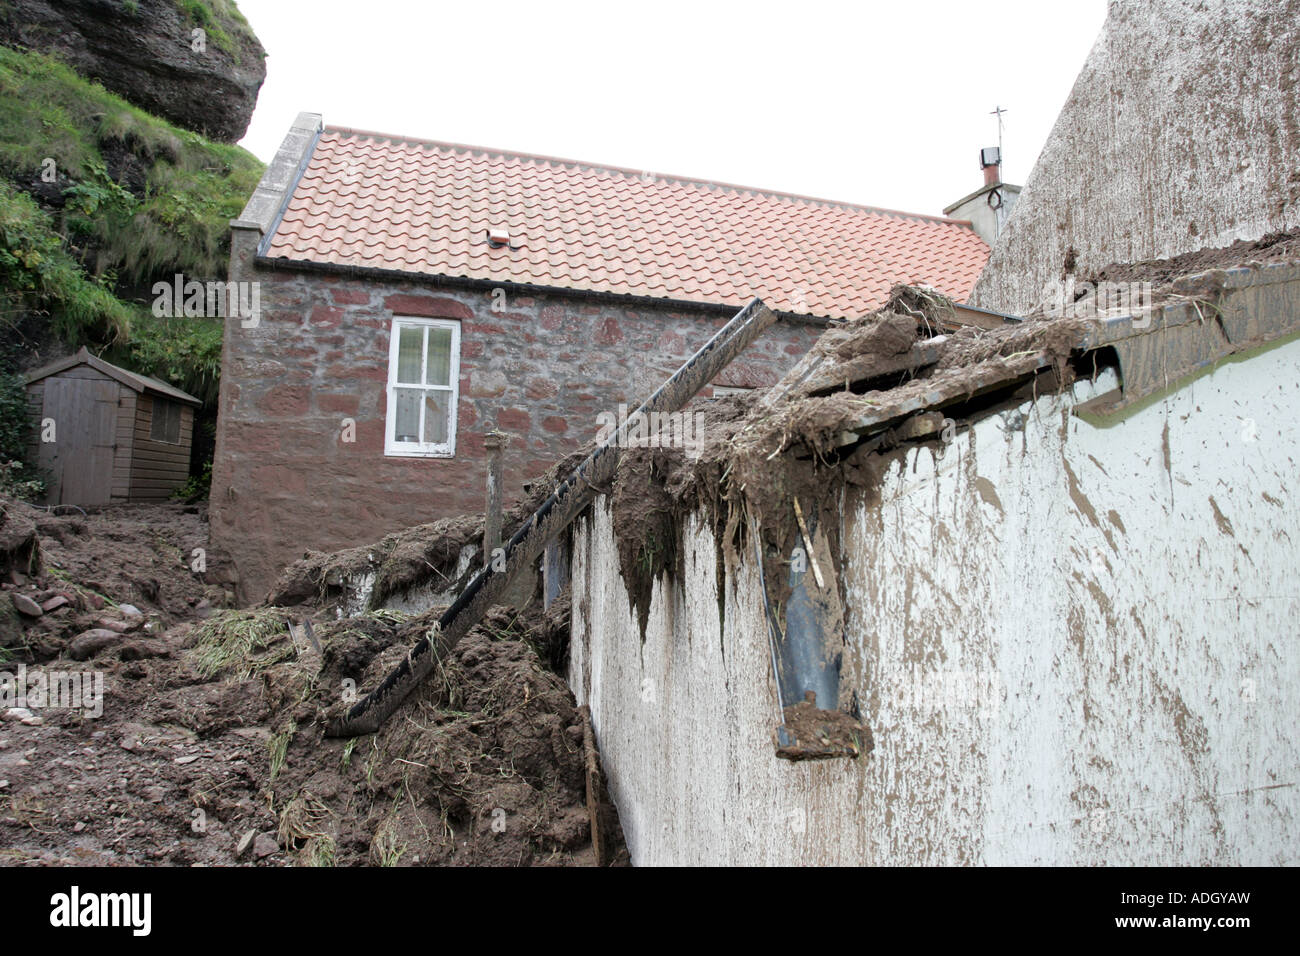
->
[{"left": 236, "top": 0, "right": 1107, "bottom": 217}]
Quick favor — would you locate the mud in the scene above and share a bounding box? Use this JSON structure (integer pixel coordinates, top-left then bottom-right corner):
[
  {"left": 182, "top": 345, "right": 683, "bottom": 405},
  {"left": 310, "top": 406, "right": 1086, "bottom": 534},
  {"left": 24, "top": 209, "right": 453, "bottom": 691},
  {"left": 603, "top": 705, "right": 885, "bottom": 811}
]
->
[
  {"left": 776, "top": 694, "right": 874, "bottom": 762},
  {"left": 0, "top": 495, "right": 625, "bottom": 866},
  {"left": 268, "top": 448, "right": 592, "bottom": 612},
  {"left": 267, "top": 514, "right": 484, "bottom": 610},
  {"left": 1, "top": 499, "right": 222, "bottom": 664},
  {"left": 249, "top": 597, "right": 626, "bottom": 866},
  {"left": 611, "top": 449, "right": 679, "bottom": 639},
  {"left": 1084, "top": 227, "right": 1300, "bottom": 287},
  {"left": 0, "top": 499, "right": 262, "bottom": 866}
]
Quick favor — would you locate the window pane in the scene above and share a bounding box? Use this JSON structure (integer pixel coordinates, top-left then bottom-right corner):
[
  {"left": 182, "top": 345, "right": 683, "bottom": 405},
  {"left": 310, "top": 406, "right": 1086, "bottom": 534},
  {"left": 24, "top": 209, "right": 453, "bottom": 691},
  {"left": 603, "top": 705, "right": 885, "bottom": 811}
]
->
[
  {"left": 396, "top": 326, "right": 423, "bottom": 384},
  {"left": 425, "top": 327, "right": 452, "bottom": 386},
  {"left": 393, "top": 388, "right": 421, "bottom": 442},
  {"left": 423, "top": 390, "right": 450, "bottom": 445},
  {"left": 151, "top": 399, "right": 180, "bottom": 443}
]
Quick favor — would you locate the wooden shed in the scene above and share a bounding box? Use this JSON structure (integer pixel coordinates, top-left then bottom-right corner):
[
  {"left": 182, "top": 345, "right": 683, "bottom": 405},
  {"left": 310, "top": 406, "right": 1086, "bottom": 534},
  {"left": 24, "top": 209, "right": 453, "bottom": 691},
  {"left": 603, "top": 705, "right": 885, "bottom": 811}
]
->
[{"left": 24, "top": 348, "right": 201, "bottom": 506}]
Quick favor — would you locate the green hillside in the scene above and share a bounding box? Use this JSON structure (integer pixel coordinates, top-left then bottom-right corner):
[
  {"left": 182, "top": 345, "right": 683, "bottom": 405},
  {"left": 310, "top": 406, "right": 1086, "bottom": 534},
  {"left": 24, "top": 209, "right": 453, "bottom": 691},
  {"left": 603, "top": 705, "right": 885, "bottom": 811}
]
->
[{"left": 0, "top": 43, "right": 264, "bottom": 492}]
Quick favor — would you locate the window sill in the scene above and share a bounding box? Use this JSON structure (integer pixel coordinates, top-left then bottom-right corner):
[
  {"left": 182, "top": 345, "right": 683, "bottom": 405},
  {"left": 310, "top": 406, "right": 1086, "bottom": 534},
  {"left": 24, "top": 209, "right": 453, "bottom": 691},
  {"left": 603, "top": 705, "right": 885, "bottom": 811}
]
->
[{"left": 384, "top": 446, "right": 456, "bottom": 459}]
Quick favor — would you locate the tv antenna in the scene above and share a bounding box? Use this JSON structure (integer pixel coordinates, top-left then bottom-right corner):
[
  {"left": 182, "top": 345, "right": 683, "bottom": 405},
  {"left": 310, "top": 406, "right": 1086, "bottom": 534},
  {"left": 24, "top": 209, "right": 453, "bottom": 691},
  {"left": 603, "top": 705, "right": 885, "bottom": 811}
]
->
[{"left": 990, "top": 105, "right": 1007, "bottom": 157}]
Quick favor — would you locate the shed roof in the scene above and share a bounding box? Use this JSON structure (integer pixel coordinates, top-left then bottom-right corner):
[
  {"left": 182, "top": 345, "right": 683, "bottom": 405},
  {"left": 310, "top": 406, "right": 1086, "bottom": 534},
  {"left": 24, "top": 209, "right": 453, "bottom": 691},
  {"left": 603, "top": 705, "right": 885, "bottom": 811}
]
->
[
  {"left": 259, "top": 127, "right": 990, "bottom": 320},
  {"left": 24, "top": 348, "right": 202, "bottom": 406}
]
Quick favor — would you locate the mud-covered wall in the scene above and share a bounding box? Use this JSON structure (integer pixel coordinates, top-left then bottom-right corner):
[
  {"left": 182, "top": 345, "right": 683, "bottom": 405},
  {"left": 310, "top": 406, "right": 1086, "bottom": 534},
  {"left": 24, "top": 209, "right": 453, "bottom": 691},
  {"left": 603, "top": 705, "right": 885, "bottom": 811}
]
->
[
  {"left": 569, "top": 341, "right": 1300, "bottom": 864},
  {"left": 209, "top": 255, "right": 821, "bottom": 602},
  {"left": 970, "top": 0, "right": 1300, "bottom": 314}
]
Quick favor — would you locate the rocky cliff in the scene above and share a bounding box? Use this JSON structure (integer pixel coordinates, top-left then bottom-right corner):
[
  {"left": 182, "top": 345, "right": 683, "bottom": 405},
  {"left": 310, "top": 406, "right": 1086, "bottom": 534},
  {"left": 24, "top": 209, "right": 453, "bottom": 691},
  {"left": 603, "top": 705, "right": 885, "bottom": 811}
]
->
[{"left": 0, "top": 0, "right": 265, "bottom": 143}]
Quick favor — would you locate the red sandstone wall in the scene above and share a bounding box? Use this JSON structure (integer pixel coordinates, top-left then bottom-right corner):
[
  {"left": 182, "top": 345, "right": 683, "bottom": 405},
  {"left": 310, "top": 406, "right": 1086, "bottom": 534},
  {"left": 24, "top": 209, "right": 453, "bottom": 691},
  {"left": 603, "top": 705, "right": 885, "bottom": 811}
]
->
[{"left": 209, "top": 262, "right": 821, "bottom": 601}]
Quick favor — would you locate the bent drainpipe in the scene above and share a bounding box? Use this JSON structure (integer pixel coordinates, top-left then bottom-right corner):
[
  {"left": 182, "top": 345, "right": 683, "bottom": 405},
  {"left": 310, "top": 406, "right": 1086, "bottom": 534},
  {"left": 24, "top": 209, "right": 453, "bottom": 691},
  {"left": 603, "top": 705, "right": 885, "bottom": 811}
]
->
[
  {"left": 778, "top": 505, "right": 840, "bottom": 716},
  {"left": 328, "top": 298, "right": 780, "bottom": 736}
]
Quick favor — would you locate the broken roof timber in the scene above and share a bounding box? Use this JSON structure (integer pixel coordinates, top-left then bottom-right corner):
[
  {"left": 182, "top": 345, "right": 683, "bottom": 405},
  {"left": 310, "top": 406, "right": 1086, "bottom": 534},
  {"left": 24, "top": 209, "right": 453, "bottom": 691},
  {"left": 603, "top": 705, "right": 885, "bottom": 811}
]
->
[
  {"left": 826, "top": 260, "right": 1300, "bottom": 450},
  {"left": 1077, "top": 261, "right": 1300, "bottom": 414},
  {"left": 801, "top": 338, "right": 950, "bottom": 397},
  {"left": 831, "top": 350, "right": 1055, "bottom": 449}
]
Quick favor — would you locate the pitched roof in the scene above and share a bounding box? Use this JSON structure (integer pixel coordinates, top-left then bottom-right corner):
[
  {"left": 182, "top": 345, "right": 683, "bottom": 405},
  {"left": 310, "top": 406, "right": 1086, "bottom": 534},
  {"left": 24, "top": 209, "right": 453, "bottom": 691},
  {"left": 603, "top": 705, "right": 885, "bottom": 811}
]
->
[
  {"left": 24, "top": 348, "right": 201, "bottom": 406},
  {"left": 262, "top": 127, "right": 990, "bottom": 320}
]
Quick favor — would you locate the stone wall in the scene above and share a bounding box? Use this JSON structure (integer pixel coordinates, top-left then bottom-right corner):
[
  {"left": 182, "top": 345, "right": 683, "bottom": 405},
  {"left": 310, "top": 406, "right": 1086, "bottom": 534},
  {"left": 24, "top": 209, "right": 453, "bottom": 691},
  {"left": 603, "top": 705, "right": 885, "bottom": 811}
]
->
[
  {"left": 970, "top": 0, "right": 1300, "bottom": 314},
  {"left": 209, "top": 252, "right": 821, "bottom": 600}
]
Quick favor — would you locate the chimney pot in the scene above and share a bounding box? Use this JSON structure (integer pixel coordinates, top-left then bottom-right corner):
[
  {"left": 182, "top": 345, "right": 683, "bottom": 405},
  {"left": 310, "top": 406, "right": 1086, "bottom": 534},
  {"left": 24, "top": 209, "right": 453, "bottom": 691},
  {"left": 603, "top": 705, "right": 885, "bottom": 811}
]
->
[{"left": 980, "top": 146, "right": 1001, "bottom": 187}]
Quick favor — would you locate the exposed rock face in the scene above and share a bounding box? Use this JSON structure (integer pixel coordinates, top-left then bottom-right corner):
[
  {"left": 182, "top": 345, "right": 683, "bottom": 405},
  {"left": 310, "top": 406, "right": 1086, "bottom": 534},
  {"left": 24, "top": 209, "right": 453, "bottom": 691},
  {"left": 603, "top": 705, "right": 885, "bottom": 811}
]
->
[{"left": 0, "top": 0, "right": 266, "bottom": 142}]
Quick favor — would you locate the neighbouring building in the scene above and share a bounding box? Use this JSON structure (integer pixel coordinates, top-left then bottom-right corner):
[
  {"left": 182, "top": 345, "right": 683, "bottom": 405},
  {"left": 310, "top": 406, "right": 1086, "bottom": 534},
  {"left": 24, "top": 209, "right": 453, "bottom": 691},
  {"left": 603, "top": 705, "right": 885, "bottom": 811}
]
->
[
  {"left": 943, "top": 146, "right": 1021, "bottom": 247},
  {"left": 212, "top": 115, "right": 991, "bottom": 600},
  {"left": 24, "top": 348, "right": 201, "bottom": 506}
]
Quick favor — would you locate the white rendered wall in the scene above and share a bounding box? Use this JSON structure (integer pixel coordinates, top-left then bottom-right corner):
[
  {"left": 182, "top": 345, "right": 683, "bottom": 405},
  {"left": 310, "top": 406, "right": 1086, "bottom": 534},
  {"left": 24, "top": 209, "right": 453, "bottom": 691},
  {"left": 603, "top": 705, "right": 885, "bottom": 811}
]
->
[{"left": 569, "top": 340, "right": 1300, "bottom": 865}]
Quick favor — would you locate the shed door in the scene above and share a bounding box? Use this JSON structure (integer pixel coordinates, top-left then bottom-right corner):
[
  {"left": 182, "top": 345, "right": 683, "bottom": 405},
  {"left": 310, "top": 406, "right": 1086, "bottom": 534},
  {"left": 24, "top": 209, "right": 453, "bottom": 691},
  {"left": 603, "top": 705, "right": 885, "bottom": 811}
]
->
[{"left": 40, "top": 378, "right": 119, "bottom": 506}]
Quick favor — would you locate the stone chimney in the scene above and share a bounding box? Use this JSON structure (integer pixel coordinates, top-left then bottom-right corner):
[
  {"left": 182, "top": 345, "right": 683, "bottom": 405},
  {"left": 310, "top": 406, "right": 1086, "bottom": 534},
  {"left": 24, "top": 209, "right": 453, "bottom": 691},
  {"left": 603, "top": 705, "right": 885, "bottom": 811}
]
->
[{"left": 944, "top": 147, "right": 1021, "bottom": 247}]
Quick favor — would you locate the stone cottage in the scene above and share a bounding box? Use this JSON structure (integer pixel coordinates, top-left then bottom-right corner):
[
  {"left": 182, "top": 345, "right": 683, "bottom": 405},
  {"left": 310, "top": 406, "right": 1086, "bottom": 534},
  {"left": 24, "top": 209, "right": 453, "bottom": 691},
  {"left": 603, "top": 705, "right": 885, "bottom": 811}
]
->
[{"left": 211, "top": 114, "right": 990, "bottom": 599}]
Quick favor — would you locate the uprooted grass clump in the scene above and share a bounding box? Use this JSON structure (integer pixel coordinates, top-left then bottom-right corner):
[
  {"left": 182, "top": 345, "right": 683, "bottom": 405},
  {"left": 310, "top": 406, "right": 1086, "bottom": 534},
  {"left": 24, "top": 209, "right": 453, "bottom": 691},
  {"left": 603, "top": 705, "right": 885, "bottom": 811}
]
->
[
  {"left": 190, "top": 607, "right": 294, "bottom": 680},
  {"left": 275, "top": 789, "right": 332, "bottom": 851}
]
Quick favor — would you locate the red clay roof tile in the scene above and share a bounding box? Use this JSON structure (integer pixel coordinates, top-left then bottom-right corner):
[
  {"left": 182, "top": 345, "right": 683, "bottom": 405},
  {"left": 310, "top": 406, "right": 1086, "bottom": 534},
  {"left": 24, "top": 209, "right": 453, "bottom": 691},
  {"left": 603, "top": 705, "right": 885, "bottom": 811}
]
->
[{"left": 264, "top": 128, "right": 989, "bottom": 319}]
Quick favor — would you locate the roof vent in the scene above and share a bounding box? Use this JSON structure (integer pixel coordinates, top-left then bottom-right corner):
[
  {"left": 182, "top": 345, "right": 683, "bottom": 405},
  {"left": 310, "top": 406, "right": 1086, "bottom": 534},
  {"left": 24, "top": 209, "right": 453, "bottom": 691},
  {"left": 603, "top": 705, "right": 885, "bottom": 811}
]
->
[{"left": 487, "top": 227, "right": 511, "bottom": 248}]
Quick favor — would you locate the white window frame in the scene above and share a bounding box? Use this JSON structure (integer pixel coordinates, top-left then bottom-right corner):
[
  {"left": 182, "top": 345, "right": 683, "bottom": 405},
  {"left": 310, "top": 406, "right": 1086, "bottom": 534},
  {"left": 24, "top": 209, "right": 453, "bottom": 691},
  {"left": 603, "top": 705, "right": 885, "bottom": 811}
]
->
[{"left": 384, "top": 316, "right": 461, "bottom": 458}]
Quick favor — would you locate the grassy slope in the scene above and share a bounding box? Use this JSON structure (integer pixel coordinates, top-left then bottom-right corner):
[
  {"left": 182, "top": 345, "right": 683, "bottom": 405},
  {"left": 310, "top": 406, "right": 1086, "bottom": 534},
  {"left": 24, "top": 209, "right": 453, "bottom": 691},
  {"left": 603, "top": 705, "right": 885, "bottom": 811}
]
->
[
  {"left": 0, "top": 44, "right": 263, "bottom": 285},
  {"left": 171, "top": 0, "right": 259, "bottom": 59},
  {"left": 0, "top": 44, "right": 264, "bottom": 408}
]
